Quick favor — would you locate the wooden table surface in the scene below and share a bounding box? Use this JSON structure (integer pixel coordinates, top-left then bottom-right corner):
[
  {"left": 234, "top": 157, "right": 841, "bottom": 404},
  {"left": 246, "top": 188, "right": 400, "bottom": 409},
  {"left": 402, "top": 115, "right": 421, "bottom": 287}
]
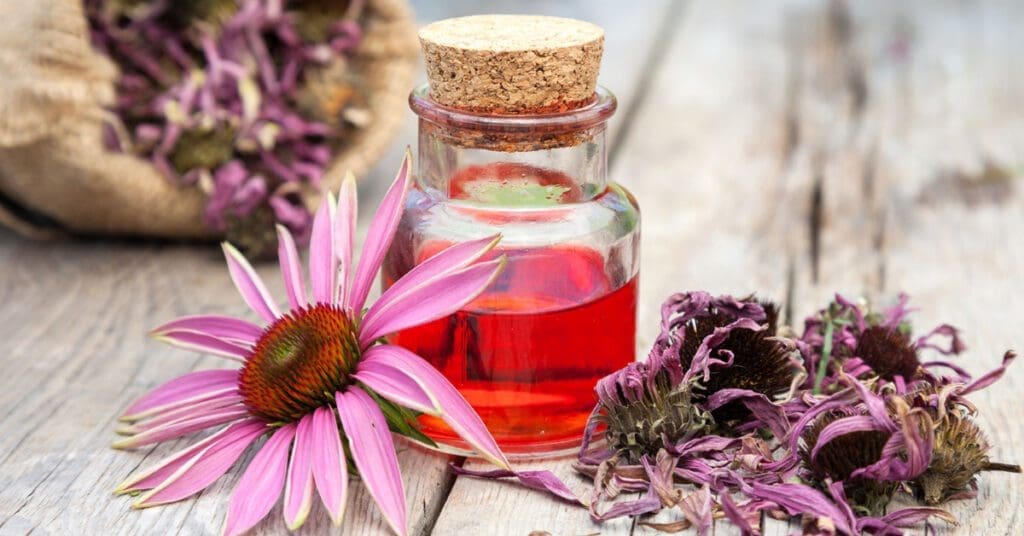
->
[{"left": 2, "top": 1, "right": 1022, "bottom": 534}]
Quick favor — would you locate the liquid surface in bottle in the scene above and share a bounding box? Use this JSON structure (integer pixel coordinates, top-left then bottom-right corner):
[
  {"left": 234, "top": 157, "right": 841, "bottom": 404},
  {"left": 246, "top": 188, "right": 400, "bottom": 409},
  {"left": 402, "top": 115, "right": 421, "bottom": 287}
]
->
[{"left": 385, "top": 243, "right": 637, "bottom": 454}]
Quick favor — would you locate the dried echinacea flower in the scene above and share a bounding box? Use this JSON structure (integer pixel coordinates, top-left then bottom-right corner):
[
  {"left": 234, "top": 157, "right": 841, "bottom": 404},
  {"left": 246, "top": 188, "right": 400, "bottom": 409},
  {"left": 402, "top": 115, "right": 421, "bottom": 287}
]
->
[
  {"left": 571, "top": 293, "right": 798, "bottom": 523},
  {"left": 677, "top": 299, "right": 794, "bottom": 427},
  {"left": 295, "top": 58, "right": 368, "bottom": 125},
  {"left": 223, "top": 204, "right": 279, "bottom": 261},
  {"left": 573, "top": 291, "right": 1017, "bottom": 533},
  {"left": 86, "top": 0, "right": 369, "bottom": 252},
  {"left": 913, "top": 409, "right": 1021, "bottom": 504},
  {"left": 167, "top": 0, "right": 240, "bottom": 28},
  {"left": 292, "top": 0, "right": 357, "bottom": 42},
  {"left": 592, "top": 361, "right": 711, "bottom": 463},
  {"left": 799, "top": 294, "right": 966, "bottom": 393},
  {"left": 904, "top": 380, "right": 1022, "bottom": 505},
  {"left": 800, "top": 408, "right": 898, "bottom": 514},
  {"left": 169, "top": 125, "right": 238, "bottom": 174},
  {"left": 588, "top": 294, "right": 794, "bottom": 461},
  {"left": 853, "top": 325, "right": 922, "bottom": 382}
]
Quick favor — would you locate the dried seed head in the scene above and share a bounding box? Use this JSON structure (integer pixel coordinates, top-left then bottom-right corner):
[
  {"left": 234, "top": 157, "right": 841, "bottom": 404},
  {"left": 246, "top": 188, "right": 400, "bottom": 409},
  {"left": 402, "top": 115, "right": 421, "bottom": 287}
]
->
[
  {"left": 295, "top": 58, "right": 365, "bottom": 123},
  {"left": 602, "top": 378, "right": 711, "bottom": 463},
  {"left": 679, "top": 301, "right": 793, "bottom": 426},
  {"left": 224, "top": 205, "right": 278, "bottom": 261},
  {"left": 292, "top": 0, "right": 352, "bottom": 42},
  {"left": 170, "top": 126, "right": 237, "bottom": 174},
  {"left": 801, "top": 409, "right": 897, "bottom": 514},
  {"left": 240, "top": 304, "right": 360, "bottom": 422},
  {"left": 759, "top": 299, "right": 781, "bottom": 335},
  {"left": 166, "top": 0, "right": 239, "bottom": 29},
  {"left": 910, "top": 402, "right": 1021, "bottom": 505},
  {"left": 854, "top": 325, "right": 921, "bottom": 381}
]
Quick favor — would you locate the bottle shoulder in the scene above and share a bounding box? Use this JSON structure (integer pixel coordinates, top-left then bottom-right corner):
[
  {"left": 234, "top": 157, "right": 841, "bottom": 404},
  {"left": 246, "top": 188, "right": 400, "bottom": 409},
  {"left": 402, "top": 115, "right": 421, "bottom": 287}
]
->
[{"left": 402, "top": 183, "right": 639, "bottom": 248}]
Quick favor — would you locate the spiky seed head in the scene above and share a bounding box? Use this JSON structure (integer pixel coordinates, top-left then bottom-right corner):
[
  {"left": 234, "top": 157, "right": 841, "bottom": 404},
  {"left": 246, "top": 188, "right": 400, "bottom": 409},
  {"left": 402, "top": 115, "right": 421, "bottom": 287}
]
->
[
  {"left": 240, "top": 304, "right": 360, "bottom": 422},
  {"left": 601, "top": 379, "right": 711, "bottom": 463},
  {"left": 225, "top": 205, "right": 278, "bottom": 261},
  {"left": 854, "top": 325, "right": 922, "bottom": 381},
  {"left": 800, "top": 409, "right": 897, "bottom": 514},
  {"left": 292, "top": 0, "right": 352, "bottom": 42},
  {"left": 166, "top": 0, "right": 239, "bottom": 29},
  {"left": 679, "top": 301, "right": 793, "bottom": 427},
  {"left": 169, "top": 126, "right": 237, "bottom": 174},
  {"left": 908, "top": 394, "right": 1022, "bottom": 505}
]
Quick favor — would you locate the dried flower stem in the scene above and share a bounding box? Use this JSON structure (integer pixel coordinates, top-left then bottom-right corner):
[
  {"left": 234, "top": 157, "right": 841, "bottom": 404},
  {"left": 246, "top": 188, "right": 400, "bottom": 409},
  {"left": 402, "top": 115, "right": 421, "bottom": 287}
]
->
[{"left": 813, "top": 317, "right": 835, "bottom": 395}]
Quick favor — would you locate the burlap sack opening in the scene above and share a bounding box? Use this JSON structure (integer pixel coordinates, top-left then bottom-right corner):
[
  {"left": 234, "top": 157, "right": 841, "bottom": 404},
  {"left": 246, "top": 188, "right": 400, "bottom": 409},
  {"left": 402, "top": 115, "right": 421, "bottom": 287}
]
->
[{"left": 0, "top": 0, "right": 418, "bottom": 240}]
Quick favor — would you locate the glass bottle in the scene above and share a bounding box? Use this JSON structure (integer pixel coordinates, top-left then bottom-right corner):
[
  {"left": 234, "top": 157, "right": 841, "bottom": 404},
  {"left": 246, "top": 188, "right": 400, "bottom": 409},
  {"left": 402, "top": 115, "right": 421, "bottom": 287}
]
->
[{"left": 382, "top": 15, "right": 639, "bottom": 456}]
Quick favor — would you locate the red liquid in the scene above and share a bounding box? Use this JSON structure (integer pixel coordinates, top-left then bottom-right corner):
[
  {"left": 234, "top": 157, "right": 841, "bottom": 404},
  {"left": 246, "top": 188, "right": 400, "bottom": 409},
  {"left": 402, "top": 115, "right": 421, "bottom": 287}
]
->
[{"left": 386, "top": 245, "right": 637, "bottom": 453}]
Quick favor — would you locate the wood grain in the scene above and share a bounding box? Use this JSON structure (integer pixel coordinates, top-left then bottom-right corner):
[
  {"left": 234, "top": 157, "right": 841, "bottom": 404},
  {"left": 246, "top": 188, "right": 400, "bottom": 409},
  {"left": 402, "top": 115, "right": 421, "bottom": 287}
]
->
[
  {"left": 0, "top": 238, "right": 456, "bottom": 536},
  {"left": 2, "top": 1, "right": 1023, "bottom": 535},
  {"left": 776, "top": 0, "right": 1024, "bottom": 534}
]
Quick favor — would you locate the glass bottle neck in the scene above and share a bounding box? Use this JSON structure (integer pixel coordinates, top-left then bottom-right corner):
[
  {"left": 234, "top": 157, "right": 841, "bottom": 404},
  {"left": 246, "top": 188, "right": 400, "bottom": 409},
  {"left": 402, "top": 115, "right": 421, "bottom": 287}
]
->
[{"left": 409, "top": 85, "right": 616, "bottom": 206}]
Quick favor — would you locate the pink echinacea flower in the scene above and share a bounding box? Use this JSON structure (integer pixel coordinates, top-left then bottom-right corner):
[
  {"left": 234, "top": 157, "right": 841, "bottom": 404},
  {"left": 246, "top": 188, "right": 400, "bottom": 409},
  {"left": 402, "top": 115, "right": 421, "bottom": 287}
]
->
[{"left": 113, "top": 153, "right": 516, "bottom": 535}]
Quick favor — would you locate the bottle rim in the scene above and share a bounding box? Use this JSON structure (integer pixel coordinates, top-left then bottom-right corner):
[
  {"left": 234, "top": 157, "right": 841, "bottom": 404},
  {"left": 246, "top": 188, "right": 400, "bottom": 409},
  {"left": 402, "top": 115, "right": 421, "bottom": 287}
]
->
[{"left": 409, "top": 84, "right": 617, "bottom": 135}]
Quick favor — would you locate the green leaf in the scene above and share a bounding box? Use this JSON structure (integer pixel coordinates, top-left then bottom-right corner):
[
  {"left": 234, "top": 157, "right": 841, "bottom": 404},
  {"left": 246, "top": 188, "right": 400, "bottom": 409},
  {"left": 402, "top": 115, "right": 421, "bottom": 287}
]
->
[
  {"left": 813, "top": 317, "right": 835, "bottom": 395},
  {"left": 363, "top": 387, "right": 438, "bottom": 448}
]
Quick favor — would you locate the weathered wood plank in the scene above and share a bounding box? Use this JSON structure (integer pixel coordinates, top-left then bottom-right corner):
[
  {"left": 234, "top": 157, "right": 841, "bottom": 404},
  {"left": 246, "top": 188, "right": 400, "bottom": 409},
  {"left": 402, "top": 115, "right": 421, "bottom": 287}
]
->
[
  {"left": 0, "top": 237, "right": 455, "bottom": 536},
  {"left": 2, "top": 2, "right": 1022, "bottom": 536},
  {"left": 768, "top": 1, "right": 889, "bottom": 530},
  {"left": 859, "top": 1, "right": 1024, "bottom": 532},
  {"left": 783, "top": 1, "right": 1024, "bottom": 535}
]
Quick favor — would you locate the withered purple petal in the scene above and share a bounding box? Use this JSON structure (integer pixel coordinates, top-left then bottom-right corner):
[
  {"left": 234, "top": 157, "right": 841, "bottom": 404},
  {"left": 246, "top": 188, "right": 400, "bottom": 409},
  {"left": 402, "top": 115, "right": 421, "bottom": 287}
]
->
[{"left": 448, "top": 465, "right": 581, "bottom": 505}]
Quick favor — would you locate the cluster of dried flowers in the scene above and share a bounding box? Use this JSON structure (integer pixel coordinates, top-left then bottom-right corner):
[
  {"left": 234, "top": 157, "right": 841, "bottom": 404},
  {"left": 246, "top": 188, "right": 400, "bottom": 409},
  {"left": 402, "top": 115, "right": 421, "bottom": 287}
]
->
[
  {"left": 87, "top": 0, "right": 368, "bottom": 255},
  {"left": 576, "top": 292, "right": 1019, "bottom": 534}
]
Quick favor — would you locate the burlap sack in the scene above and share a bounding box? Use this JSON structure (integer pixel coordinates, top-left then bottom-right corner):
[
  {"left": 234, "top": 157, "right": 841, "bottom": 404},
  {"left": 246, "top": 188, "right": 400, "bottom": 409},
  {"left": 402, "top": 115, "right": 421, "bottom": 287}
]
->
[{"left": 0, "top": 0, "right": 418, "bottom": 240}]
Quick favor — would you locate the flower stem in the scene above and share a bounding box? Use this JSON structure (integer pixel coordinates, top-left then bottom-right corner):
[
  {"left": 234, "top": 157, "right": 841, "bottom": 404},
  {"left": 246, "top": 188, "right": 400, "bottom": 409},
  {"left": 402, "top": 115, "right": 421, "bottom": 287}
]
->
[{"left": 813, "top": 318, "right": 835, "bottom": 395}]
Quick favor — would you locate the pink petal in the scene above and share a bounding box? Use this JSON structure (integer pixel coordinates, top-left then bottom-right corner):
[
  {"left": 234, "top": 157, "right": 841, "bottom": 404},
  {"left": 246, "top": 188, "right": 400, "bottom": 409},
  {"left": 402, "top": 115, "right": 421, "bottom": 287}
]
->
[
  {"left": 335, "top": 386, "right": 408, "bottom": 536},
  {"left": 122, "top": 386, "right": 239, "bottom": 423},
  {"left": 359, "top": 259, "right": 505, "bottom": 347},
  {"left": 334, "top": 172, "right": 357, "bottom": 307},
  {"left": 276, "top": 224, "right": 307, "bottom": 309},
  {"left": 748, "top": 482, "right": 855, "bottom": 535},
  {"left": 223, "top": 424, "right": 297, "bottom": 536},
  {"left": 310, "top": 406, "right": 348, "bottom": 525},
  {"left": 122, "top": 369, "right": 239, "bottom": 419},
  {"left": 308, "top": 193, "right": 337, "bottom": 304},
  {"left": 362, "top": 235, "right": 499, "bottom": 334},
  {"left": 346, "top": 151, "right": 412, "bottom": 313},
  {"left": 283, "top": 414, "right": 315, "bottom": 530},
  {"left": 844, "top": 374, "right": 900, "bottom": 433},
  {"left": 133, "top": 419, "right": 266, "bottom": 507},
  {"left": 704, "top": 388, "right": 790, "bottom": 441},
  {"left": 449, "top": 466, "right": 580, "bottom": 504},
  {"left": 876, "top": 506, "right": 957, "bottom": 528},
  {"left": 152, "top": 330, "right": 251, "bottom": 362},
  {"left": 116, "top": 421, "right": 254, "bottom": 494},
  {"left": 354, "top": 363, "right": 438, "bottom": 415},
  {"left": 963, "top": 350, "right": 1017, "bottom": 395},
  {"left": 222, "top": 242, "right": 280, "bottom": 322},
  {"left": 150, "top": 315, "right": 263, "bottom": 346},
  {"left": 114, "top": 407, "right": 251, "bottom": 449},
  {"left": 118, "top": 394, "right": 244, "bottom": 434},
  {"left": 360, "top": 345, "right": 510, "bottom": 470}
]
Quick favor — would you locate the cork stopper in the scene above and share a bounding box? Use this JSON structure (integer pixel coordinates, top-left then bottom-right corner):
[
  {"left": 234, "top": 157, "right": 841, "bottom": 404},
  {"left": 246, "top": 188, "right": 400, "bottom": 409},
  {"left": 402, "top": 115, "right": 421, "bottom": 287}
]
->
[{"left": 419, "top": 15, "right": 604, "bottom": 114}]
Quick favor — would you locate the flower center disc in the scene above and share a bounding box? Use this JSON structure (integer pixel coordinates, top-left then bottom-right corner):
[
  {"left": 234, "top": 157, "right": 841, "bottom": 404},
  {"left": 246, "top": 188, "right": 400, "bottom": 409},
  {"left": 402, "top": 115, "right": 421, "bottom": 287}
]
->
[{"left": 240, "top": 304, "right": 360, "bottom": 422}]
